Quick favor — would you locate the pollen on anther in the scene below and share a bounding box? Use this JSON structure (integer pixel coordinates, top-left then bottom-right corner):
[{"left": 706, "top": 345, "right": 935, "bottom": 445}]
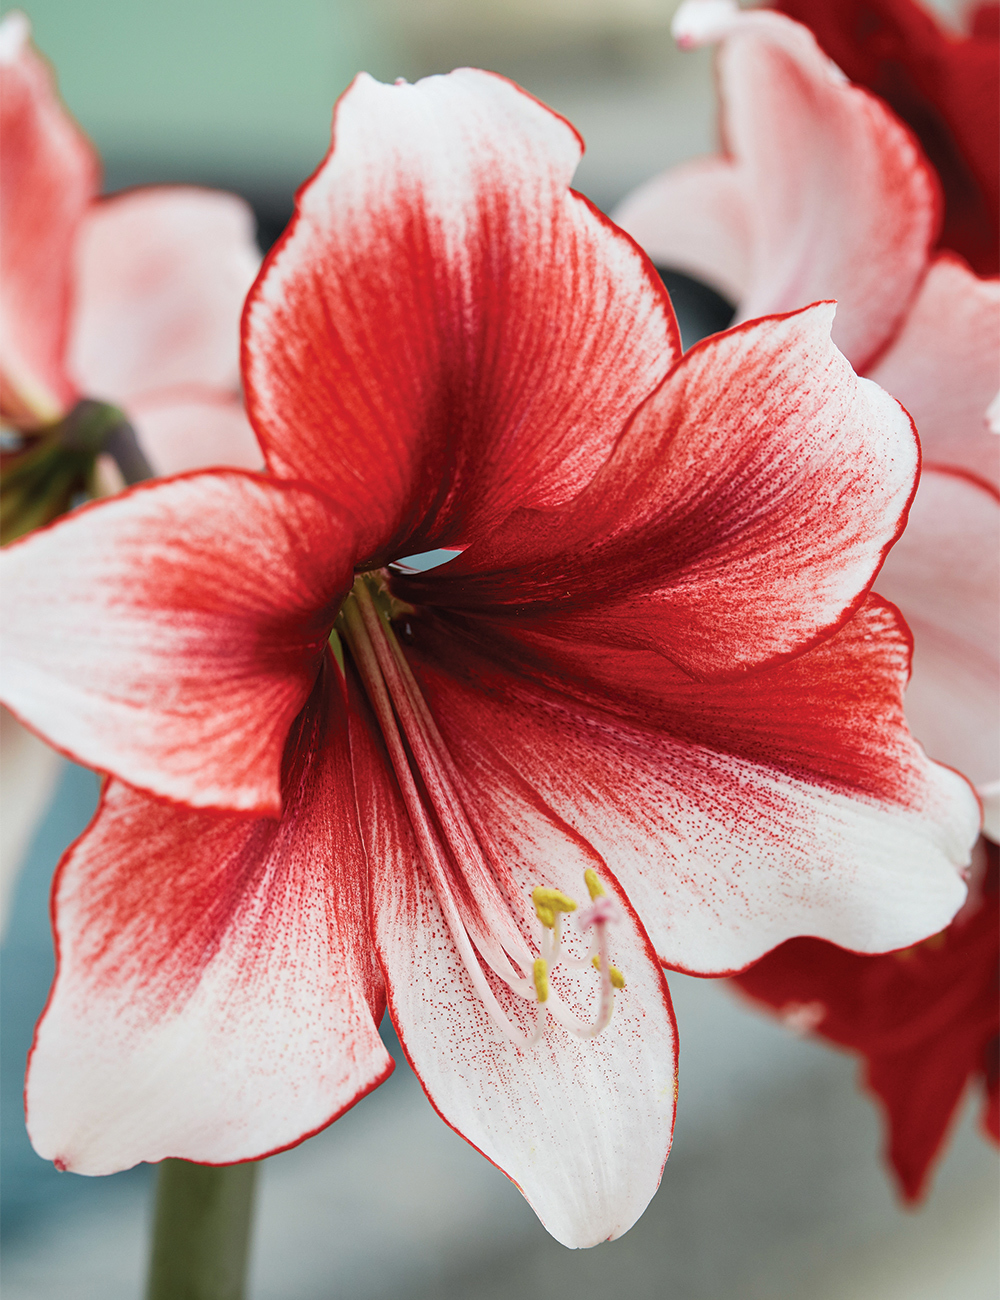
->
[
  {"left": 584, "top": 868, "right": 605, "bottom": 901},
  {"left": 592, "top": 954, "right": 626, "bottom": 989},
  {"left": 533, "top": 958, "right": 549, "bottom": 1003},
  {"left": 532, "top": 886, "right": 577, "bottom": 929}
]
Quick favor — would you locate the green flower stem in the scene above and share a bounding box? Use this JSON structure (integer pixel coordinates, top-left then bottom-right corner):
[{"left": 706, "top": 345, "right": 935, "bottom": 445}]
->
[{"left": 146, "top": 1159, "right": 259, "bottom": 1300}]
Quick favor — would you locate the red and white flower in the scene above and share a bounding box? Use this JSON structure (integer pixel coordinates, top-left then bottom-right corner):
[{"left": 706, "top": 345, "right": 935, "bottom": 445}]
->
[
  {"left": 0, "top": 68, "right": 980, "bottom": 1246},
  {"left": 614, "top": 0, "right": 1000, "bottom": 835}
]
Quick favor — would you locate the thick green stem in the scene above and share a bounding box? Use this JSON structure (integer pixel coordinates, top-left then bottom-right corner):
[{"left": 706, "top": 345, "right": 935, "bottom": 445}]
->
[{"left": 146, "top": 1160, "right": 258, "bottom": 1300}]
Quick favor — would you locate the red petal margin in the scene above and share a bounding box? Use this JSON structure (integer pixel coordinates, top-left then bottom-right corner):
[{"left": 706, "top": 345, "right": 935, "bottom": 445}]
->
[
  {"left": 243, "top": 68, "right": 679, "bottom": 565},
  {"left": 347, "top": 675, "right": 678, "bottom": 1249},
  {"left": 731, "top": 841, "right": 999, "bottom": 1203},
  {"left": 405, "top": 304, "right": 918, "bottom": 681},
  {"left": 0, "top": 12, "right": 98, "bottom": 422},
  {"left": 26, "top": 659, "right": 393, "bottom": 1174},
  {"left": 401, "top": 594, "right": 977, "bottom": 975},
  {"left": 0, "top": 471, "right": 353, "bottom": 813}
]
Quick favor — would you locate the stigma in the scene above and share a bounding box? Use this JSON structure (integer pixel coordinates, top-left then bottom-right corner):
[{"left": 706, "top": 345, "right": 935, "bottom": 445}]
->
[{"left": 335, "top": 571, "right": 627, "bottom": 1052}]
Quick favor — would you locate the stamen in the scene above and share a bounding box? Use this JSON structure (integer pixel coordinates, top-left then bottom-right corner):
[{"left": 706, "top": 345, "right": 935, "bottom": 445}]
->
[
  {"left": 338, "top": 574, "right": 629, "bottom": 1052},
  {"left": 532, "top": 886, "right": 577, "bottom": 929},
  {"left": 533, "top": 959, "right": 549, "bottom": 1003},
  {"left": 592, "top": 955, "right": 626, "bottom": 989}
]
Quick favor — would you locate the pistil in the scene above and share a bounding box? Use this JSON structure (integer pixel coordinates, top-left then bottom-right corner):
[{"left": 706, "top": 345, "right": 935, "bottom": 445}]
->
[{"left": 336, "top": 572, "right": 626, "bottom": 1050}]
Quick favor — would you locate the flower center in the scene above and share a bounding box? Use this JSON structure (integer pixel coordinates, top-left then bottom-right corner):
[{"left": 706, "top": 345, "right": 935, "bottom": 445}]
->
[{"left": 335, "top": 572, "right": 625, "bottom": 1050}]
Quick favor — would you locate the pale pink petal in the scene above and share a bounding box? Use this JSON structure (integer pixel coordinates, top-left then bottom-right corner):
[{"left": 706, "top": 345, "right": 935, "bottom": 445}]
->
[
  {"left": 612, "top": 157, "right": 751, "bottom": 303},
  {"left": 868, "top": 255, "right": 1000, "bottom": 488},
  {"left": 128, "top": 389, "right": 263, "bottom": 476},
  {"left": 0, "top": 704, "right": 61, "bottom": 936},
  {"left": 402, "top": 595, "right": 976, "bottom": 975},
  {"left": 0, "top": 12, "right": 98, "bottom": 421},
  {"left": 27, "top": 663, "right": 393, "bottom": 1174},
  {"left": 874, "top": 468, "right": 1000, "bottom": 833},
  {"left": 68, "top": 187, "right": 259, "bottom": 405},
  {"left": 348, "top": 686, "right": 678, "bottom": 1249},
  {"left": 622, "top": 0, "right": 938, "bottom": 372},
  {"left": 0, "top": 472, "right": 353, "bottom": 813},
  {"left": 406, "top": 305, "right": 919, "bottom": 680},
  {"left": 244, "top": 68, "right": 679, "bottom": 563}
]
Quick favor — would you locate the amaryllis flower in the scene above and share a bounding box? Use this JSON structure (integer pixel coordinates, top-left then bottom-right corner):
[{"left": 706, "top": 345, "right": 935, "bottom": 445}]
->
[
  {"left": 0, "top": 69, "right": 979, "bottom": 1247},
  {"left": 734, "top": 839, "right": 998, "bottom": 1201},
  {"left": 773, "top": 0, "right": 1000, "bottom": 277},
  {"left": 0, "top": 9, "right": 263, "bottom": 922},
  {"left": 614, "top": 0, "right": 1000, "bottom": 834}
]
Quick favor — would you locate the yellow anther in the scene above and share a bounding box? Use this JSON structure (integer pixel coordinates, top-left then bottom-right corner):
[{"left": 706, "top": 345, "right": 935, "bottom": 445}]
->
[
  {"left": 533, "top": 958, "right": 549, "bottom": 1004},
  {"left": 592, "top": 954, "right": 625, "bottom": 989},
  {"left": 583, "top": 868, "right": 606, "bottom": 901},
  {"left": 532, "top": 887, "right": 577, "bottom": 929}
]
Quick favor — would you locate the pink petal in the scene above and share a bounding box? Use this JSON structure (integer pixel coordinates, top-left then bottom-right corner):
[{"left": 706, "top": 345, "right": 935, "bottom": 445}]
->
[
  {"left": 619, "top": 2, "right": 938, "bottom": 372},
  {"left": 27, "top": 662, "right": 393, "bottom": 1173},
  {"left": 0, "top": 12, "right": 98, "bottom": 421},
  {"left": 402, "top": 594, "right": 976, "bottom": 975},
  {"left": 874, "top": 467, "right": 1000, "bottom": 833},
  {"left": 0, "top": 472, "right": 352, "bottom": 812},
  {"left": 127, "top": 388, "right": 263, "bottom": 476},
  {"left": 405, "top": 304, "right": 918, "bottom": 680},
  {"left": 348, "top": 686, "right": 678, "bottom": 1248},
  {"left": 868, "top": 254, "right": 1000, "bottom": 488},
  {"left": 67, "top": 187, "right": 260, "bottom": 405},
  {"left": 244, "top": 69, "right": 679, "bottom": 564},
  {"left": 612, "top": 156, "right": 752, "bottom": 304}
]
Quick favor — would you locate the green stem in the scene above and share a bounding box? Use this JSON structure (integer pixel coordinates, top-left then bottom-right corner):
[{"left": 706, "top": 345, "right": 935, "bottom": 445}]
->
[{"left": 146, "top": 1159, "right": 259, "bottom": 1300}]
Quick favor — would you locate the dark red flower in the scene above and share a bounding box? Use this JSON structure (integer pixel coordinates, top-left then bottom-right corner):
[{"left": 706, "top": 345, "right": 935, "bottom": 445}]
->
[{"left": 733, "top": 840, "right": 999, "bottom": 1200}]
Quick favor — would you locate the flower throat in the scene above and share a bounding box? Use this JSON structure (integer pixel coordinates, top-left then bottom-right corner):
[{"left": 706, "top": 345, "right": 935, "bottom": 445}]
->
[{"left": 334, "top": 572, "right": 625, "bottom": 1050}]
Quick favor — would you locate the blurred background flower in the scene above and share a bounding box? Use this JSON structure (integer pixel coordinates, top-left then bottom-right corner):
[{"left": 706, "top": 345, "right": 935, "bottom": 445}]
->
[{"left": 1, "top": 0, "right": 997, "bottom": 1297}]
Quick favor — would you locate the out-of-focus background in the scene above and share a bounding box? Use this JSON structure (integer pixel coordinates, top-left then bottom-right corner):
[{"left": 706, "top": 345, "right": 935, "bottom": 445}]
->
[{"left": 1, "top": 1, "right": 998, "bottom": 1297}]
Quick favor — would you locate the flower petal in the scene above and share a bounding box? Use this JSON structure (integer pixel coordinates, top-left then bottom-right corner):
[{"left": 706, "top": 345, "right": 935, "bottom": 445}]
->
[
  {"left": 0, "top": 472, "right": 352, "bottom": 812},
  {"left": 404, "top": 304, "right": 918, "bottom": 680},
  {"left": 27, "top": 661, "right": 393, "bottom": 1174},
  {"left": 611, "top": 157, "right": 751, "bottom": 304},
  {"left": 0, "top": 12, "right": 98, "bottom": 421},
  {"left": 400, "top": 594, "right": 976, "bottom": 975},
  {"left": 867, "top": 254, "right": 1000, "bottom": 488},
  {"left": 127, "top": 389, "right": 263, "bottom": 476},
  {"left": 244, "top": 68, "right": 679, "bottom": 563},
  {"left": 67, "top": 187, "right": 260, "bottom": 405},
  {"left": 873, "top": 467, "right": 1000, "bottom": 835},
  {"left": 622, "top": 1, "right": 938, "bottom": 372},
  {"left": 347, "top": 680, "right": 678, "bottom": 1248}
]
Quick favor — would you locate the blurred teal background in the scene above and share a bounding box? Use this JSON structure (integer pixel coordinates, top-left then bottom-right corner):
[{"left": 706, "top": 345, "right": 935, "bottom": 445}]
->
[
  {"left": 13, "top": 0, "right": 718, "bottom": 211},
  {"left": 18, "top": 0, "right": 391, "bottom": 191}
]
